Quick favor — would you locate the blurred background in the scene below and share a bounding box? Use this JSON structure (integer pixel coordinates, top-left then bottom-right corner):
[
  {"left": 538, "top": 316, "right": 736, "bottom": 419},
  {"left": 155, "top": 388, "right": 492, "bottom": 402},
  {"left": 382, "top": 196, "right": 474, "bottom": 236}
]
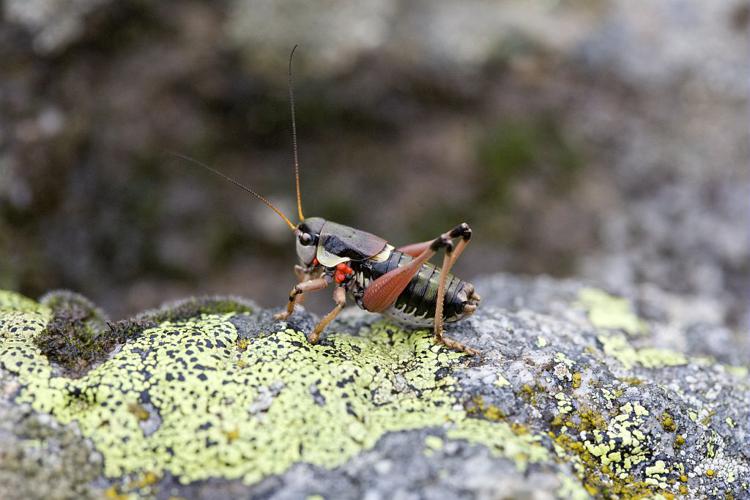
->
[{"left": 0, "top": 0, "right": 748, "bottom": 332}]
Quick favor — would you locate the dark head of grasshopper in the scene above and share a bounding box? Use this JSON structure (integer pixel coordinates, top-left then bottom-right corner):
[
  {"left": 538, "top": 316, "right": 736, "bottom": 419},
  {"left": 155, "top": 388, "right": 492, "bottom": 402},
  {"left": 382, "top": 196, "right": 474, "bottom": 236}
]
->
[{"left": 176, "top": 46, "right": 481, "bottom": 355}]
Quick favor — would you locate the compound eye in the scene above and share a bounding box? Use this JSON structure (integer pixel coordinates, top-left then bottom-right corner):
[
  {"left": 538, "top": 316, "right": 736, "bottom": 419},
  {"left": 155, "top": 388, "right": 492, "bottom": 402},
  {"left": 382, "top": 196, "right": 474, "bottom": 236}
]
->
[{"left": 298, "top": 233, "right": 314, "bottom": 246}]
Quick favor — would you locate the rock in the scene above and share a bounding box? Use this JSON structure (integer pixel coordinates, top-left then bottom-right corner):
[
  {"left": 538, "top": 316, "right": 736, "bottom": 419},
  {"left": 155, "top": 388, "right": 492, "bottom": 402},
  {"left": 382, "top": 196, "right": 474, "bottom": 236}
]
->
[{"left": 1, "top": 273, "right": 748, "bottom": 499}]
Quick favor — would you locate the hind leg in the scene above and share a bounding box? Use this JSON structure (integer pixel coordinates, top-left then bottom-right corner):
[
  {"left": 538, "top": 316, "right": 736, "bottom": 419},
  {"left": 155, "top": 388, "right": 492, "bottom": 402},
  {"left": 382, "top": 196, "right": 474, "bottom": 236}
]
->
[
  {"left": 433, "top": 223, "right": 478, "bottom": 355},
  {"left": 362, "top": 223, "right": 478, "bottom": 355}
]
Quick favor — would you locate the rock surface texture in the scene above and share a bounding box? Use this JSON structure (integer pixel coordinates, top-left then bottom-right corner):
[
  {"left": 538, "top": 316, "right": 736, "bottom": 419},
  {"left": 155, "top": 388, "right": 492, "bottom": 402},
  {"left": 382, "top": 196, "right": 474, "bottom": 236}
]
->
[{"left": 0, "top": 273, "right": 748, "bottom": 499}]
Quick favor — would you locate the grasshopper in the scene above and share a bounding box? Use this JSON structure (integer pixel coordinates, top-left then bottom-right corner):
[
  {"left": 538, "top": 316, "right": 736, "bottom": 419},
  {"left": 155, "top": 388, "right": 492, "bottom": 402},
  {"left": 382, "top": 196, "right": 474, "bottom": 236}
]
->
[{"left": 177, "top": 47, "right": 481, "bottom": 354}]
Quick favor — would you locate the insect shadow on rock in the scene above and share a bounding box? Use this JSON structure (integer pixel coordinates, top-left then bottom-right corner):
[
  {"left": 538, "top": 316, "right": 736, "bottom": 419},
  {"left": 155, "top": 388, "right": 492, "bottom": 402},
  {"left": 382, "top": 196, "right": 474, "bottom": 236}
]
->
[{"left": 172, "top": 46, "right": 481, "bottom": 354}]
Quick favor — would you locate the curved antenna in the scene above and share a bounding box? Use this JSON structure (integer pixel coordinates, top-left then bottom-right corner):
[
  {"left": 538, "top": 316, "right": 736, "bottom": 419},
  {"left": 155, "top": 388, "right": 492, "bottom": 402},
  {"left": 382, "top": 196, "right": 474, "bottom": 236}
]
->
[
  {"left": 288, "top": 44, "right": 305, "bottom": 222},
  {"left": 170, "top": 152, "right": 296, "bottom": 231}
]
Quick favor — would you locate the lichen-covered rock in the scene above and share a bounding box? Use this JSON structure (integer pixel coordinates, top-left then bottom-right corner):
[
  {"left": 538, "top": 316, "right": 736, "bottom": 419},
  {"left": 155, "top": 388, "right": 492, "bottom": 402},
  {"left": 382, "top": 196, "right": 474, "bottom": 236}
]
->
[{"left": 1, "top": 274, "right": 748, "bottom": 499}]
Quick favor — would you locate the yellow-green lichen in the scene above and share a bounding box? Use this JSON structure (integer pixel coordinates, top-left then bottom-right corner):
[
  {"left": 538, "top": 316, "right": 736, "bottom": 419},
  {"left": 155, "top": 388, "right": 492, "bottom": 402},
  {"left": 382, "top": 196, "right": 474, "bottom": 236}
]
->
[
  {"left": 550, "top": 402, "right": 673, "bottom": 498},
  {"left": 424, "top": 435, "right": 444, "bottom": 452},
  {"left": 0, "top": 291, "right": 549, "bottom": 486},
  {"left": 557, "top": 471, "right": 592, "bottom": 500},
  {"left": 645, "top": 460, "right": 669, "bottom": 486},
  {"left": 726, "top": 365, "right": 749, "bottom": 379},
  {"left": 555, "top": 392, "right": 574, "bottom": 415},
  {"left": 467, "top": 395, "right": 506, "bottom": 421},
  {"left": 581, "top": 402, "right": 650, "bottom": 475},
  {"left": 661, "top": 412, "right": 677, "bottom": 432},
  {"left": 0, "top": 290, "right": 49, "bottom": 313},
  {"left": 674, "top": 435, "right": 686, "bottom": 449},
  {"left": 494, "top": 374, "right": 510, "bottom": 388},
  {"left": 577, "top": 288, "right": 645, "bottom": 336},
  {"left": 446, "top": 418, "right": 549, "bottom": 471},
  {"left": 572, "top": 372, "right": 582, "bottom": 389},
  {"left": 598, "top": 333, "right": 687, "bottom": 370}
]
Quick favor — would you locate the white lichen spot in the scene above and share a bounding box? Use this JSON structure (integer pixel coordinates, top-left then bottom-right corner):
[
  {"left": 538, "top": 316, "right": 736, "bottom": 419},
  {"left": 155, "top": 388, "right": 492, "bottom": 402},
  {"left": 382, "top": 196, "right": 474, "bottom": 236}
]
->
[
  {"left": 553, "top": 363, "right": 572, "bottom": 382},
  {"left": 554, "top": 352, "right": 575, "bottom": 369},
  {"left": 555, "top": 392, "right": 573, "bottom": 414}
]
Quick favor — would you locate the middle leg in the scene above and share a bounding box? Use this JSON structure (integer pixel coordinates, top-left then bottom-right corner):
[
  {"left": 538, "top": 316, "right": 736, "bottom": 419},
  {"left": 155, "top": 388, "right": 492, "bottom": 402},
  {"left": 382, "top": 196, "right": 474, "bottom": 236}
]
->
[{"left": 308, "top": 286, "right": 347, "bottom": 344}]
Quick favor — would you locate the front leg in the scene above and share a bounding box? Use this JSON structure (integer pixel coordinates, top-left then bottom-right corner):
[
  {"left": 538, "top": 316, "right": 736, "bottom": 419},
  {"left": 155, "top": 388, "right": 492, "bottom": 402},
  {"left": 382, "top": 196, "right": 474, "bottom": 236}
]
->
[
  {"left": 293, "top": 264, "right": 311, "bottom": 304},
  {"left": 273, "top": 276, "right": 329, "bottom": 320},
  {"left": 308, "top": 286, "right": 346, "bottom": 344}
]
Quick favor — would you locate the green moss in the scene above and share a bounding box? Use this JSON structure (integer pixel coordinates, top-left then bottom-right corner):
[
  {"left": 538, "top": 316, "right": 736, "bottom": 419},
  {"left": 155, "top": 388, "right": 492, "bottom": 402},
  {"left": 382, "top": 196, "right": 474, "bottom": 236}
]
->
[
  {"left": 0, "top": 291, "right": 551, "bottom": 486},
  {"left": 34, "top": 291, "right": 125, "bottom": 377},
  {"left": 577, "top": 288, "right": 645, "bottom": 336},
  {"left": 134, "top": 296, "right": 255, "bottom": 324}
]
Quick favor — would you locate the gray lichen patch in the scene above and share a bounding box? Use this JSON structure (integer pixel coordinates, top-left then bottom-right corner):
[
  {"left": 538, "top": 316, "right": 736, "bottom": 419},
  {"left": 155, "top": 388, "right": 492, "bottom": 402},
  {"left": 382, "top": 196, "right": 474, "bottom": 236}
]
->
[{"left": 0, "top": 401, "right": 104, "bottom": 500}]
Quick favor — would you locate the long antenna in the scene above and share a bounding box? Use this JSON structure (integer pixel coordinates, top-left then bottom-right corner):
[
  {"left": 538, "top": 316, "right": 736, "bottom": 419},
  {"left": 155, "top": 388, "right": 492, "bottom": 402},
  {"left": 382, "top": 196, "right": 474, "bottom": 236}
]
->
[
  {"left": 170, "top": 152, "right": 296, "bottom": 231},
  {"left": 288, "top": 44, "right": 305, "bottom": 222}
]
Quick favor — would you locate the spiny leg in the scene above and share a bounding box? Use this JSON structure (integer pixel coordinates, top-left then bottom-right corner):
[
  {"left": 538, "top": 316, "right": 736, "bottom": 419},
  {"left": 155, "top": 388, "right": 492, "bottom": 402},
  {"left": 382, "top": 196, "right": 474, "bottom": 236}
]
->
[
  {"left": 433, "top": 223, "right": 478, "bottom": 355},
  {"left": 274, "top": 276, "right": 329, "bottom": 320},
  {"left": 308, "top": 286, "right": 346, "bottom": 344}
]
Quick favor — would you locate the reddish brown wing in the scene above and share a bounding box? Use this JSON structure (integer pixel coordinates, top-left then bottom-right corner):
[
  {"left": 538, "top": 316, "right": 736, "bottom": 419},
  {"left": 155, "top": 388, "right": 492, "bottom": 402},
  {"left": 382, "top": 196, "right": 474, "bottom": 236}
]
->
[
  {"left": 397, "top": 241, "right": 432, "bottom": 258},
  {"left": 362, "top": 250, "right": 433, "bottom": 312}
]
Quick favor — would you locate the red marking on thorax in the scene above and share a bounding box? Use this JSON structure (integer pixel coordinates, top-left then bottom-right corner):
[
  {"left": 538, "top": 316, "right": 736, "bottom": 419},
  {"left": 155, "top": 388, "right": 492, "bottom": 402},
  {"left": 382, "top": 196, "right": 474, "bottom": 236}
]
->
[{"left": 334, "top": 263, "right": 354, "bottom": 284}]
